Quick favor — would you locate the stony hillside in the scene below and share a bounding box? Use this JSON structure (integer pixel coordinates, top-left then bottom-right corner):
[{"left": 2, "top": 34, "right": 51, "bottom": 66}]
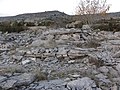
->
[
  {"left": 0, "top": 11, "right": 120, "bottom": 22},
  {"left": 0, "top": 11, "right": 72, "bottom": 27},
  {"left": 0, "top": 11, "right": 69, "bottom": 21},
  {"left": 0, "top": 11, "right": 120, "bottom": 90},
  {"left": 0, "top": 26, "right": 120, "bottom": 90}
]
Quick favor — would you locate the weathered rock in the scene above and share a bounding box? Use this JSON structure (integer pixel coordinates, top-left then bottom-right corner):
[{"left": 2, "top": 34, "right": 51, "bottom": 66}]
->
[
  {"left": 60, "top": 35, "right": 70, "bottom": 40},
  {"left": 116, "top": 63, "right": 120, "bottom": 74},
  {"left": 110, "top": 84, "right": 118, "bottom": 90},
  {"left": 95, "top": 73, "right": 111, "bottom": 83},
  {"left": 98, "top": 66, "right": 109, "bottom": 75},
  {"left": 112, "top": 78, "right": 120, "bottom": 84},
  {"left": 113, "top": 51, "right": 120, "bottom": 58},
  {"left": 22, "top": 60, "right": 31, "bottom": 65},
  {"left": 0, "top": 76, "right": 7, "bottom": 83},
  {"left": 0, "top": 79, "right": 17, "bottom": 89},
  {"left": 108, "top": 67, "right": 119, "bottom": 78},
  {"left": 82, "top": 24, "right": 91, "bottom": 30},
  {"left": 68, "top": 60, "right": 75, "bottom": 64},
  {"left": 10, "top": 73, "right": 36, "bottom": 86},
  {"left": 12, "top": 55, "right": 23, "bottom": 61},
  {"left": 0, "top": 25, "right": 120, "bottom": 90},
  {"left": 66, "top": 77, "right": 99, "bottom": 90},
  {"left": 31, "top": 39, "right": 45, "bottom": 47}
]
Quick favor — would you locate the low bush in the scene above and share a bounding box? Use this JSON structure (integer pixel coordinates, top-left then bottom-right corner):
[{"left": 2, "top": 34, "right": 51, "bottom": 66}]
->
[
  {"left": 38, "top": 20, "right": 55, "bottom": 26},
  {"left": 0, "top": 21, "right": 28, "bottom": 33},
  {"left": 91, "top": 24, "right": 109, "bottom": 31},
  {"left": 33, "top": 69, "right": 48, "bottom": 81},
  {"left": 92, "top": 18, "right": 120, "bottom": 31},
  {"left": 25, "top": 22, "right": 36, "bottom": 26},
  {"left": 0, "top": 25, "right": 27, "bottom": 33}
]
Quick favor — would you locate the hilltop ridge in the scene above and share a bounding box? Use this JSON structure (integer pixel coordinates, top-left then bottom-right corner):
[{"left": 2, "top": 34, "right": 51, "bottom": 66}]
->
[{"left": 0, "top": 10, "right": 120, "bottom": 22}]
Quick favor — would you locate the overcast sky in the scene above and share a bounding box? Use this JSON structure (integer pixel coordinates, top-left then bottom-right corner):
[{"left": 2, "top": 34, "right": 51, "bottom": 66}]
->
[{"left": 0, "top": 0, "right": 119, "bottom": 16}]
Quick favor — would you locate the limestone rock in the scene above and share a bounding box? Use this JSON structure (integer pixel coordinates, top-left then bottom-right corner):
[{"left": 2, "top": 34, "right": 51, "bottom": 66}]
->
[
  {"left": 11, "top": 73, "right": 36, "bottom": 86},
  {"left": 116, "top": 63, "right": 120, "bottom": 74},
  {"left": 22, "top": 60, "right": 31, "bottom": 65},
  {"left": 82, "top": 24, "right": 91, "bottom": 30},
  {"left": 98, "top": 66, "right": 109, "bottom": 75},
  {"left": 0, "top": 79, "right": 17, "bottom": 89},
  {"left": 113, "top": 51, "right": 120, "bottom": 58},
  {"left": 66, "top": 77, "right": 99, "bottom": 90},
  {"left": 0, "top": 76, "right": 7, "bottom": 83}
]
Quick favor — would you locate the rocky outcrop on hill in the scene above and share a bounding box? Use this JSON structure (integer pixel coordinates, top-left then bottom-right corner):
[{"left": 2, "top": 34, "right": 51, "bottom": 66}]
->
[
  {"left": 0, "top": 11, "right": 72, "bottom": 27},
  {"left": 0, "top": 26, "right": 120, "bottom": 90},
  {"left": 1, "top": 11, "right": 120, "bottom": 28}
]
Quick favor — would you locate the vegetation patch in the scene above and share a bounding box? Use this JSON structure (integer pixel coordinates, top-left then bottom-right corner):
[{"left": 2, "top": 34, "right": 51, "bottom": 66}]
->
[{"left": 0, "top": 21, "right": 28, "bottom": 33}]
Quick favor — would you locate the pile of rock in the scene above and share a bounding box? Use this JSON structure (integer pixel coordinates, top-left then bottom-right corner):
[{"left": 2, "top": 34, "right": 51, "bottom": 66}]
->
[{"left": 0, "top": 27, "right": 120, "bottom": 90}]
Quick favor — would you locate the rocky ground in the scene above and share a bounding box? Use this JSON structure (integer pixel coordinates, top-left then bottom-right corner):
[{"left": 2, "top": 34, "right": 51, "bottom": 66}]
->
[{"left": 0, "top": 26, "right": 120, "bottom": 90}]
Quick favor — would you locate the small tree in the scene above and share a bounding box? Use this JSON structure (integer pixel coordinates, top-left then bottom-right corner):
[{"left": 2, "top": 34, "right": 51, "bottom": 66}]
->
[{"left": 76, "top": 0, "right": 110, "bottom": 24}]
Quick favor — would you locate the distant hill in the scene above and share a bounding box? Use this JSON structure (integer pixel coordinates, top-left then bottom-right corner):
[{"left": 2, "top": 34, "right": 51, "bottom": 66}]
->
[
  {"left": 0, "top": 10, "right": 70, "bottom": 21},
  {"left": 0, "top": 11, "right": 72, "bottom": 27},
  {"left": 0, "top": 10, "right": 120, "bottom": 27}
]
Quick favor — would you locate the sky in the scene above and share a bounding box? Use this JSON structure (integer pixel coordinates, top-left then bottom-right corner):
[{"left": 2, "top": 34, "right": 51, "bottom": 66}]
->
[{"left": 0, "top": 0, "right": 119, "bottom": 17}]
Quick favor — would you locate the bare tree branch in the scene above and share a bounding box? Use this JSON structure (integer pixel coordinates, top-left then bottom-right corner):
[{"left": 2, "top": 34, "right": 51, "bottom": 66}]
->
[{"left": 76, "top": 0, "right": 110, "bottom": 15}]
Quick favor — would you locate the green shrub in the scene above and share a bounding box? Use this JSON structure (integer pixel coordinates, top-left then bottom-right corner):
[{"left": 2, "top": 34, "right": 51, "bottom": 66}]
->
[
  {"left": 38, "top": 20, "right": 55, "bottom": 26},
  {"left": 0, "top": 21, "right": 27, "bottom": 33},
  {"left": 92, "top": 18, "right": 120, "bottom": 31},
  {"left": 25, "top": 22, "right": 36, "bottom": 26},
  {"left": 0, "top": 25, "right": 27, "bottom": 33},
  {"left": 91, "top": 24, "right": 109, "bottom": 31},
  {"left": 33, "top": 69, "right": 48, "bottom": 81}
]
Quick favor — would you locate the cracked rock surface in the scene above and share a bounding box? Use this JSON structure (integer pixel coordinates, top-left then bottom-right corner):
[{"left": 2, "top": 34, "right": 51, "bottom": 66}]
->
[{"left": 0, "top": 27, "right": 120, "bottom": 90}]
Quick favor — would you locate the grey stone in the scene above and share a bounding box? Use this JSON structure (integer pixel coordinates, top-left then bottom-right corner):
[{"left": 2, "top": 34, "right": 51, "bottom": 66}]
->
[
  {"left": 110, "top": 84, "right": 118, "bottom": 90},
  {"left": 108, "top": 67, "right": 119, "bottom": 78},
  {"left": 98, "top": 66, "right": 109, "bottom": 75},
  {"left": 57, "top": 47, "right": 68, "bottom": 55},
  {"left": 11, "top": 73, "right": 36, "bottom": 86},
  {"left": 95, "top": 73, "right": 107, "bottom": 79},
  {"left": 113, "top": 51, "right": 120, "bottom": 58},
  {"left": 109, "top": 40, "right": 120, "bottom": 45},
  {"left": 69, "top": 74, "right": 81, "bottom": 78},
  {"left": 0, "top": 76, "right": 7, "bottom": 83},
  {"left": 116, "top": 63, "right": 120, "bottom": 74},
  {"left": 82, "top": 24, "right": 91, "bottom": 30},
  {"left": 68, "top": 60, "right": 75, "bottom": 64},
  {"left": 66, "top": 77, "right": 98, "bottom": 90},
  {"left": 95, "top": 74, "right": 111, "bottom": 83},
  {"left": 22, "top": 60, "right": 31, "bottom": 65},
  {"left": 1, "top": 79, "right": 17, "bottom": 89},
  {"left": 112, "top": 77, "right": 120, "bottom": 83},
  {"left": 60, "top": 35, "right": 70, "bottom": 40},
  {"left": 12, "top": 55, "right": 23, "bottom": 61},
  {"left": 31, "top": 39, "right": 45, "bottom": 47}
]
